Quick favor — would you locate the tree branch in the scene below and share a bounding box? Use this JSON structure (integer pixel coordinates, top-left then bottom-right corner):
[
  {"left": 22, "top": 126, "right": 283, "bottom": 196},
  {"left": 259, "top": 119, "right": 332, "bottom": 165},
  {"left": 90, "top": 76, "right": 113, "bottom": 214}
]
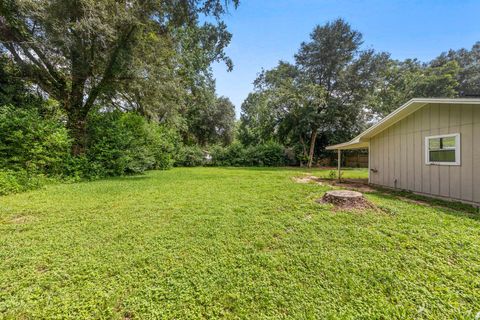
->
[
  {"left": 83, "top": 24, "right": 137, "bottom": 110},
  {"left": 3, "top": 42, "right": 60, "bottom": 99},
  {"left": 1, "top": 18, "right": 66, "bottom": 97}
]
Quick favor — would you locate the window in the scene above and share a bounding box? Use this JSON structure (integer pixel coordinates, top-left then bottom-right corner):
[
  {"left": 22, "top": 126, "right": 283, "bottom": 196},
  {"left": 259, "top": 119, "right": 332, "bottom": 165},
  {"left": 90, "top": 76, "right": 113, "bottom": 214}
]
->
[{"left": 425, "top": 133, "right": 460, "bottom": 165}]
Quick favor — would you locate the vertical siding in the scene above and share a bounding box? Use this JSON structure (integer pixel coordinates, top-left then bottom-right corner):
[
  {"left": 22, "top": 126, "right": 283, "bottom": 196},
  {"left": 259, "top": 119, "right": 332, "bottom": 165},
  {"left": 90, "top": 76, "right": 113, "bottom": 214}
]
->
[
  {"left": 449, "top": 105, "right": 461, "bottom": 200},
  {"left": 381, "top": 130, "right": 393, "bottom": 186},
  {"left": 421, "top": 106, "right": 431, "bottom": 194},
  {"left": 393, "top": 124, "right": 401, "bottom": 188},
  {"left": 413, "top": 111, "right": 423, "bottom": 192},
  {"left": 438, "top": 105, "right": 450, "bottom": 197},
  {"left": 429, "top": 104, "right": 441, "bottom": 196},
  {"left": 400, "top": 120, "right": 408, "bottom": 189},
  {"left": 369, "top": 103, "right": 480, "bottom": 205},
  {"left": 459, "top": 105, "right": 472, "bottom": 201},
  {"left": 406, "top": 113, "right": 415, "bottom": 191},
  {"left": 388, "top": 127, "right": 395, "bottom": 188},
  {"left": 474, "top": 106, "right": 480, "bottom": 203}
]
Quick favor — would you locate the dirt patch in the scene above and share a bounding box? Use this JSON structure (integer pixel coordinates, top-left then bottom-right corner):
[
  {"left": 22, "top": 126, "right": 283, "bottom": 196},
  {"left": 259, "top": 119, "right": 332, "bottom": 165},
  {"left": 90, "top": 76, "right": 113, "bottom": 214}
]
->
[
  {"left": 292, "top": 176, "right": 323, "bottom": 185},
  {"left": 317, "top": 178, "right": 375, "bottom": 193},
  {"left": 7, "top": 215, "right": 34, "bottom": 224},
  {"left": 36, "top": 265, "right": 49, "bottom": 273}
]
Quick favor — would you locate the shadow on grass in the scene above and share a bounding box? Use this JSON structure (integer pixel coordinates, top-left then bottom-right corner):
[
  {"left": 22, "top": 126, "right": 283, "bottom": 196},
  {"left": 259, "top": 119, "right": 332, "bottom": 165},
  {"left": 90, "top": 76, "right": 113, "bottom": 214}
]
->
[
  {"left": 367, "top": 188, "right": 480, "bottom": 220},
  {"left": 207, "top": 166, "right": 368, "bottom": 172},
  {"left": 78, "top": 174, "right": 153, "bottom": 185}
]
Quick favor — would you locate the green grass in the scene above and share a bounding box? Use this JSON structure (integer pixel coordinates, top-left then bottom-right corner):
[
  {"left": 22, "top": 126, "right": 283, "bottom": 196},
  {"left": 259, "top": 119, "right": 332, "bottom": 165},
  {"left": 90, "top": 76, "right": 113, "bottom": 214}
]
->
[{"left": 1, "top": 167, "right": 479, "bottom": 319}]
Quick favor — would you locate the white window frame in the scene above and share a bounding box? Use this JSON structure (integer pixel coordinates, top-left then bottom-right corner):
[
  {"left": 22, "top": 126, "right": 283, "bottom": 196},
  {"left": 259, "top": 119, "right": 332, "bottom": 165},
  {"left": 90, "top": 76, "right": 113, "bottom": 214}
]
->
[{"left": 425, "top": 133, "right": 461, "bottom": 166}]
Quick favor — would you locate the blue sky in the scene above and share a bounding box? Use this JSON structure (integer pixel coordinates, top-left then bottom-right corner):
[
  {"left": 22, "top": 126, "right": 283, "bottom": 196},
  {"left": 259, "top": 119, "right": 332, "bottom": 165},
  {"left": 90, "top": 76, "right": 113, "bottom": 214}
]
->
[{"left": 211, "top": 0, "right": 480, "bottom": 116}]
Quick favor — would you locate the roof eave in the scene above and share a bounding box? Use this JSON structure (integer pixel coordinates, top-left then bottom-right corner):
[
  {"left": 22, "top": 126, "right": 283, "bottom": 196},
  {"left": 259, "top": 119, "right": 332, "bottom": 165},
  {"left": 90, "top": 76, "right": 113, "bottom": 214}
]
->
[{"left": 326, "top": 98, "right": 480, "bottom": 150}]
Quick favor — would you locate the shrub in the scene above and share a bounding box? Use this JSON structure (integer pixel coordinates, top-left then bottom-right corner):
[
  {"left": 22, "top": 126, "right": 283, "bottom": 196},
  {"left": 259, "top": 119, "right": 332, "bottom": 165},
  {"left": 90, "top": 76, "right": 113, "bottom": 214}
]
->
[
  {"left": 175, "top": 145, "right": 206, "bottom": 167},
  {"left": 208, "top": 142, "right": 286, "bottom": 167},
  {"left": 209, "top": 142, "right": 244, "bottom": 166},
  {"left": 84, "top": 111, "right": 177, "bottom": 177},
  {"left": 328, "top": 169, "right": 342, "bottom": 180},
  {"left": 245, "top": 142, "right": 285, "bottom": 166},
  {"left": 0, "top": 104, "right": 71, "bottom": 175},
  {"left": 0, "top": 170, "right": 48, "bottom": 196},
  {"left": 145, "top": 124, "right": 177, "bottom": 170}
]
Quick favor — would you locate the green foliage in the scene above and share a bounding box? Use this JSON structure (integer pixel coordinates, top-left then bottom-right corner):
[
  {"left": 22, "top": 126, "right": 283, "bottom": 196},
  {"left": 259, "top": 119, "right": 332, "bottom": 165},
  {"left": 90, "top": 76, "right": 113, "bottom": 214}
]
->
[
  {"left": 175, "top": 145, "right": 206, "bottom": 167},
  {"left": 0, "top": 0, "right": 238, "bottom": 155},
  {"left": 0, "top": 105, "right": 177, "bottom": 190},
  {"left": 245, "top": 142, "right": 286, "bottom": 166},
  {"left": 0, "top": 170, "right": 48, "bottom": 196},
  {"left": 185, "top": 95, "right": 236, "bottom": 146},
  {"left": 210, "top": 142, "right": 247, "bottom": 166},
  {"left": 327, "top": 169, "right": 343, "bottom": 180},
  {"left": 0, "top": 104, "right": 71, "bottom": 175},
  {"left": 328, "top": 170, "right": 337, "bottom": 180},
  {"left": 432, "top": 41, "right": 480, "bottom": 97},
  {"left": 83, "top": 111, "right": 176, "bottom": 178},
  {"left": 373, "top": 59, "right": 460, "bottom": 116},
  {"left": 0, "top": 54, "right": 44, "bottom": 107},
  {"left": 240, "top": 20, "right": 389, "bottom": 167},
  {"left": 209, "top": 142, "right": 287, "bottom": 167}
]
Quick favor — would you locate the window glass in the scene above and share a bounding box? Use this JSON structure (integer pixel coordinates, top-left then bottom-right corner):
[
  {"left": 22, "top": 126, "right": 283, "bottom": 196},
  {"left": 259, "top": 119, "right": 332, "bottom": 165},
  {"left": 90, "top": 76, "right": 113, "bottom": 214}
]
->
[
  {"left": 429, "top": 138, "right": 441, "bottom": 150},
  {"left": 429, "top": 150, "right": 455, "bottom": 162},
  {"left": 426, "top": 134, "right": 458, "bottom": 164},
  {"left": 442, "top": 136, "right": 456, "bottom": 148}
]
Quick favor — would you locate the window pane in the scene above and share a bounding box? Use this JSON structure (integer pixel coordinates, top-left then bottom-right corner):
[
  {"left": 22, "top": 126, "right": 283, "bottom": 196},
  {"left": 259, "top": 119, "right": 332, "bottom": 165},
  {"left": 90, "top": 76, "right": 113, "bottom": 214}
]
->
[
  {"left": 429, "top": 138, "right": 441, "bottom": 150},
  {"left": 442, "top": 136, "right": 456, "bottom": 148},
  {"left": 429, "top": 150, "right": 456, "bottom": 162}
]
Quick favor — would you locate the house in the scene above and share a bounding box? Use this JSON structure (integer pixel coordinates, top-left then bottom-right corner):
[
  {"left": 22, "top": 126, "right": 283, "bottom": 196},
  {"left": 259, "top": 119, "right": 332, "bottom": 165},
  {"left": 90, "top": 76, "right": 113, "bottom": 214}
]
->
[{"left": 326, "top": 98, "right": 480, "bottom": 206}]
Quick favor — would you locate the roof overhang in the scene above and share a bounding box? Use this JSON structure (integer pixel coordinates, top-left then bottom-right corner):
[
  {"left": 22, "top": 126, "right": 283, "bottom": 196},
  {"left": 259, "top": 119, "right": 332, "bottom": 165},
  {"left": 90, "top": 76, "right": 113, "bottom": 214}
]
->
[{"left": 326, "top": 98, "right": 480, "bottom": 150}]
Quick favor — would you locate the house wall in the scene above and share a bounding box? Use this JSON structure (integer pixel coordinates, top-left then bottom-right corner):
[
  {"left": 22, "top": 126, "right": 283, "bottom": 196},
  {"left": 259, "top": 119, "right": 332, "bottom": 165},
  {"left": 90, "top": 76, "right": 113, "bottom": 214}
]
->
[{"left": 369, "top": 103, "right": 480, "bottom": 204}]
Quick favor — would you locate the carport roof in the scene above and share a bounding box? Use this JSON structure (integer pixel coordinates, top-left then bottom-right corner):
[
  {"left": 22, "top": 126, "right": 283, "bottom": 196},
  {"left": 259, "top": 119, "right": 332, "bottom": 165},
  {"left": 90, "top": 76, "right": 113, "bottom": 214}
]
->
[{"left": 326, "top": 98, "right": 480, "bottom": 150}]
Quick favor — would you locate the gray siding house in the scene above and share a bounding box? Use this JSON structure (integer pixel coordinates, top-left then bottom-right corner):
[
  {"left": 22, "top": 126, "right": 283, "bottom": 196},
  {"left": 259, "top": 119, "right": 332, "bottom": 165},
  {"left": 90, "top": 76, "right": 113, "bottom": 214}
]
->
[{"left": 327, "top": 98, "right": 480, "bottom": 205}]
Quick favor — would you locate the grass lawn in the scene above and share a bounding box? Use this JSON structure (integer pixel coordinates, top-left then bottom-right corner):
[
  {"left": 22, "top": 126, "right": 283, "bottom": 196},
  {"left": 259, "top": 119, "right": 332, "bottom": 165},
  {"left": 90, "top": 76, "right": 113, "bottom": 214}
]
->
[{"left": 1, "top": 167, "right": 479, "bottom": 319}]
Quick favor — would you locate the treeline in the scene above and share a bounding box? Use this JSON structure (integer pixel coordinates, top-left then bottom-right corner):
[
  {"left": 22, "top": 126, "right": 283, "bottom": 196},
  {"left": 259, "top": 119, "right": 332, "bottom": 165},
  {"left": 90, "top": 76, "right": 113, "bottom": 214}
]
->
[
  {"left": 0, "top": 0, "right": 238, "bottom": 194},
  {"left": 238, "top": 19, "right": 480, "bottom": 167}
]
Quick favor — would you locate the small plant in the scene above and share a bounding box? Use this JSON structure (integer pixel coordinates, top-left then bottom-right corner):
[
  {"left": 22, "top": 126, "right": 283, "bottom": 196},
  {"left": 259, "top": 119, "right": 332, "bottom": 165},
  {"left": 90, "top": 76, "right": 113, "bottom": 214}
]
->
[
  {"left": 327, "top": 170, "right": 343, "bottom": 180},
  {"left": 328, "top": 170, "right": 337, "bottom": 180}
]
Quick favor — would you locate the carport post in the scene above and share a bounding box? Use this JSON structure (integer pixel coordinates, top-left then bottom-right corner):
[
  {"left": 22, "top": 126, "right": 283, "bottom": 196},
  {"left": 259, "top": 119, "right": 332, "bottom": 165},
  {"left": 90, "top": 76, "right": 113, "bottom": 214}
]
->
[{"left": 337, "top": 149, "right": 341, "bottom": 181}]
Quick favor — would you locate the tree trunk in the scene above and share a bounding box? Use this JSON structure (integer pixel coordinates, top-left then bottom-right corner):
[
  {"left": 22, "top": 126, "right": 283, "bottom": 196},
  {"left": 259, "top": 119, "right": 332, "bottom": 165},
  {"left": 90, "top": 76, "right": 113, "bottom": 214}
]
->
[
  {"left": 66, "top": 106, "right": 89, "bottom": 156},
  {"left": 299, "top": 135, "right": 308, "bottom": 167},
  {"left": 307, "top": 129, "right": 318, "bottom": 168}
]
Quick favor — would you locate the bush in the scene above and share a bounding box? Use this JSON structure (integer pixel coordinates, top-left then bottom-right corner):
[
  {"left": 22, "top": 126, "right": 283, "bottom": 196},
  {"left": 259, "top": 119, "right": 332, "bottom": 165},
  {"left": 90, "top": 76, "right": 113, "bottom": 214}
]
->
[
  {"left": 208, "top": 142, "right": 286, "bottom": 167},
  {"left": 210, "top": 142, "right": 246, "bottom": 166},
  {"left": 0, "top": 104, "right": 71, "bottom": 175},
  {"left": 175, "top": 145, "right": 206, "bottom": 167},
  {"left": 245, "top": 142, "right": 285, "bottom": 166},
  {"left": 84, "top": 111, "right": 177, "bottom": 178},
  {"left": 0, "top": 170, "right": 48, "bottom": 196}
]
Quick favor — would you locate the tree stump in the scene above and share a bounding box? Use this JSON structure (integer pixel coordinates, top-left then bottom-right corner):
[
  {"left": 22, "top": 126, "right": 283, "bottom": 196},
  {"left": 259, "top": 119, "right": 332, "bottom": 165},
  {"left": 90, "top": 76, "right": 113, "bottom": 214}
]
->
[{"left": 320, "top": 190, "right": 373, "bottom": 209}]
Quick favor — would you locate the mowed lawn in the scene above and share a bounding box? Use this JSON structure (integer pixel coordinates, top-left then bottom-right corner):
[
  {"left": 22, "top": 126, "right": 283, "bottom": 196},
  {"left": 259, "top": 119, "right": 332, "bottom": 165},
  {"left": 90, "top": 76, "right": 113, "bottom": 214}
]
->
[{"left": 1, "top": 168, "right": 479, "bottom": 319}]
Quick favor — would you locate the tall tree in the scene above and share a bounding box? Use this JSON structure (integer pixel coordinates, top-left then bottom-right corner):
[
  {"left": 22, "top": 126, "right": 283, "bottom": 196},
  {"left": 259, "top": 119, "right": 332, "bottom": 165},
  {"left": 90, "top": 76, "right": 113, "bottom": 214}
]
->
[
  {"left": 238, "top": 92, "right": 271, "bottom": 146},
  {"left": 0, "top": 0, "right": 237, "bottom": 155},
  {"left": 372, "top": 58, "right": 459, "bottom": 116},
  {"left": 185, "top": 93, "right": 236, "bottom": 146},
  {"left": 294, "top": 19, "right": 388, "bottom": 167},
  {"left": 238, "top": 62, "right": 299, "bottom": 146},
  {"left": 432, "top": 42, "right": 480, "bottom": 97}
]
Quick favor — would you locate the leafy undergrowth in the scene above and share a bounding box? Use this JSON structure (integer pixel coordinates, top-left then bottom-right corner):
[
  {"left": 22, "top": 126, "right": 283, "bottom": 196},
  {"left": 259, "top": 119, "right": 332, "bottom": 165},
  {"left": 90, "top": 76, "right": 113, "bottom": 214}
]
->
[{"left": 0, "top": 167, "right": 479, "bottom": 319}]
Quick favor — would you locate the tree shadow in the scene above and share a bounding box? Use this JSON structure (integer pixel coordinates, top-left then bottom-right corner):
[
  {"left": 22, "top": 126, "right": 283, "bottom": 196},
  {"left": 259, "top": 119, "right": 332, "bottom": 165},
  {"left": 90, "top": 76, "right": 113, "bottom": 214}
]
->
[{"left": 367, "top": 188, "right": 480, "bottom": 221}]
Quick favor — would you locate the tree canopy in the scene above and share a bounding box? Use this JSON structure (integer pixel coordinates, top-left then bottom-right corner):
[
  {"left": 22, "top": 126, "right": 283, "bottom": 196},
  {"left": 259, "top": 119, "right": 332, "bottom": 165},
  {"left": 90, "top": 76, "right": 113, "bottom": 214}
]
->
[{"left": 0, "top": 0, "right": 238, "bottom": 154}]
